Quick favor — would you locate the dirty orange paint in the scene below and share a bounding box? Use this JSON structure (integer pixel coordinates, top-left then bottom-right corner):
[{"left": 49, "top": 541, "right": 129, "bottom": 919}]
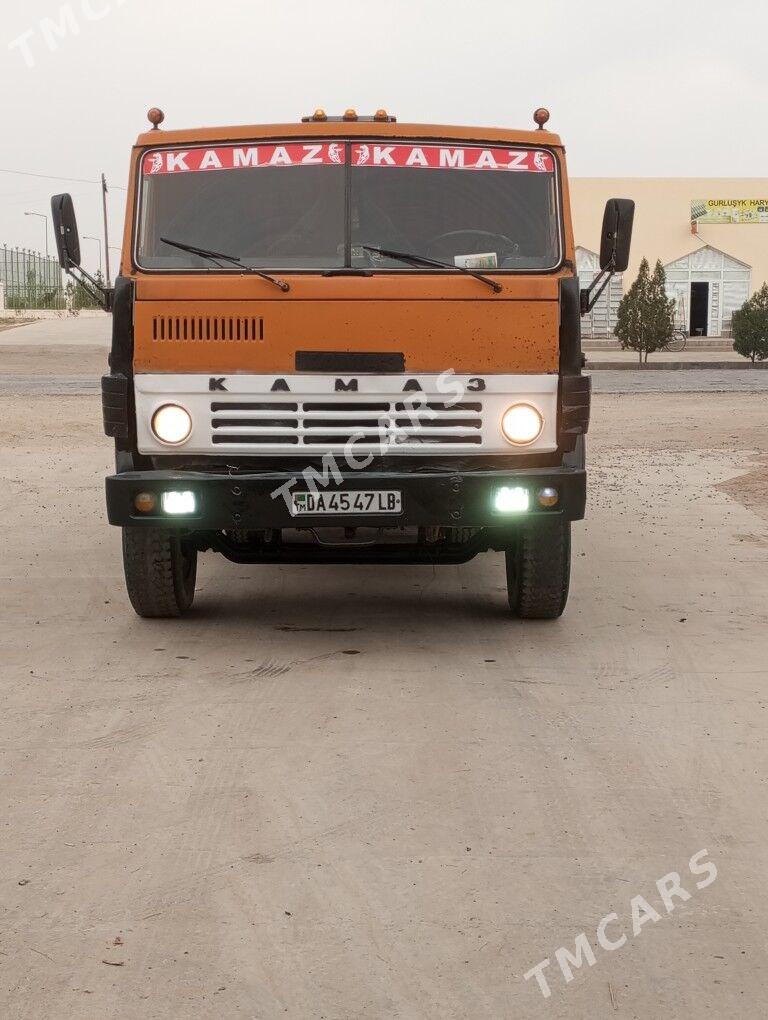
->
[{"left": 119, "top": 120, "right": 575, "bottom": 375}]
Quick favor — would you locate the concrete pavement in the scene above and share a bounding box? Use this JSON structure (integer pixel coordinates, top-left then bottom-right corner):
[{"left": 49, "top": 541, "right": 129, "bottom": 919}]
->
[
  {"left": 0, "top": 315, "right": 110, "bottom": 347},
  {"left": 589, "top": 349, "right": 746, "bottom": 363},
  {"left": 1, "top": 376, "right": 768, "bottom": 1016}
]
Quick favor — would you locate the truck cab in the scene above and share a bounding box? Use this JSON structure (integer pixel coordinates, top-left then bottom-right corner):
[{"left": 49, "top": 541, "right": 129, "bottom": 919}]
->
[{"left": 52, "top": 108, "right": 633, "bottom": 619}]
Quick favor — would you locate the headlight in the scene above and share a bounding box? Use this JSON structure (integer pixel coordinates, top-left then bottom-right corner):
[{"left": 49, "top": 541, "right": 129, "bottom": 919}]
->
[
  {"left": 501, "top": 403, "right": 544, "bottom": 446},
  {"left": 152, "top": 403, "right": 193, "bottom": 445}
]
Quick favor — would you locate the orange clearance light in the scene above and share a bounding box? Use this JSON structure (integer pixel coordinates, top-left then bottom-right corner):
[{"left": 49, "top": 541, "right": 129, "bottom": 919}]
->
[
  {"left": 537, "top": 487, "right": 560, "bottom": 509},
  {"left": 343, "top": 108, "right": 358, "bottom": 121},
  {"left": 147, "top": 107, "right": 165, "bottom": 130},
  {"left": 374, "top": 108, "right": 389, "bottom": 121},
  {"left": 533, "top": 107, "right": 550, "bottom": 130},
  {"left": 312, "top": 108, "right": 328, "bottom": 122},
  {"left": 134, "top": 492, "right": 157, "bottom": 514}
]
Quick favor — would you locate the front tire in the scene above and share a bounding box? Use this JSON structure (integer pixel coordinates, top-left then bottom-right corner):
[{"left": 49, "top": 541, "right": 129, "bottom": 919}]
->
[
  {"left": 506, "top": 519, "right": 571, "bottom": 619},
  {"left": 122, "top": 527, "right": 197, "bottom": 618}
]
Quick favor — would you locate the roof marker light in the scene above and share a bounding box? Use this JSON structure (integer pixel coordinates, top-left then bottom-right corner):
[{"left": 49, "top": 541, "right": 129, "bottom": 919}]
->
[{"left": 147, "top": 107, "right": 165, "bottom": 130}]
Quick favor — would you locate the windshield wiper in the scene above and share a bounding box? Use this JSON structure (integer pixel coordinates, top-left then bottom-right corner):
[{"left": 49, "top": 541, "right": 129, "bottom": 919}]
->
[
  {"left": 160, "top": 238, "right": 290, "bottom": 292},
  {"left": 361, "top": 245, "right": 502, "bottom": 293}
]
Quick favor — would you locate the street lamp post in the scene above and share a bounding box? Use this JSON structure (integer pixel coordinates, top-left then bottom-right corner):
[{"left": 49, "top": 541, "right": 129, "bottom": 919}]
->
[
  {"left": 101, "top": 173, "right": 112, "bottom": 288},
  {"left": 84, "top": 235, "right": 103, "bottom": 276},
  {"left": 24, "top": 212, "right": 49, "bottom": 257},
  {"left": 108, "top": 245, "right": 123, "bottom": 277}
]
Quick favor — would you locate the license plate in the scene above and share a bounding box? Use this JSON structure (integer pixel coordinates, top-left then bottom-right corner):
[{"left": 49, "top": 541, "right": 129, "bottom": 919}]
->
[{"left": 291, "top": 490, "right": 402, "bottom": 516}]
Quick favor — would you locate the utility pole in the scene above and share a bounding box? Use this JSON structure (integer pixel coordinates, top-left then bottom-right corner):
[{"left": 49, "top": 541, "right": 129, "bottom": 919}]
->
[{"left": 101, "top": 173, "right": 111, "bottom": 287}]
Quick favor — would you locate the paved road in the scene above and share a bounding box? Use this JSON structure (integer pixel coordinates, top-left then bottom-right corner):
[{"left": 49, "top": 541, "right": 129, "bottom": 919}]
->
[
  {"left": 590, "top": 369, "right": 768, "bottom": 392},
  {"left": 0, "top": 315, "right": 110, "bottom": 346},
  {"left": 3, "top": 368, "right": 768, "bottom": 397},
  {"left": 1, "top": 391, "right": 767, "bottom": 1018},
  {"left": 588, "top": 349, "right": 747, "bottom": 364}
]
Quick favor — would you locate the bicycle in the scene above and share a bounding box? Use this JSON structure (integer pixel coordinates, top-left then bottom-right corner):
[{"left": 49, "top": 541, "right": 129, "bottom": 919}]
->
[{"left": 663, "top": 328, "right": 688, "bottom": 352}]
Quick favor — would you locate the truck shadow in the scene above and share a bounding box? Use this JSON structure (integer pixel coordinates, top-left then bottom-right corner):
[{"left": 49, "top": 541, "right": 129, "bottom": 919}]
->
[{"left": 186, "top": 560, "right": 518, "bottom": 627}]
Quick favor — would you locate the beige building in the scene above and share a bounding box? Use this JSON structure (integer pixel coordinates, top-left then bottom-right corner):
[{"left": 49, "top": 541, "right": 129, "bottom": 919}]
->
[{"left": 570, "top": 179, "right": 768, "bottom": 337}]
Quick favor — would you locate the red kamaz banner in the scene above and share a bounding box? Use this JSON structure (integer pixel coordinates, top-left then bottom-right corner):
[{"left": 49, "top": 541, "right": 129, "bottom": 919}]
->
[
  {"left": 143, "top": 142, "right": 346, "bottom": 175},
  {"left": 143, "top": 143, "right": 554, "bottom": 176},
  {"left": 350, "top": 144, "right": 554, "bottom": 172}
]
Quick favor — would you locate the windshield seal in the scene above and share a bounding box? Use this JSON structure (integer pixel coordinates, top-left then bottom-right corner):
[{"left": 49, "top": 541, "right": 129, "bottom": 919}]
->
[{"left": 133, "top": 137, "right": 565, "bottom": 275}]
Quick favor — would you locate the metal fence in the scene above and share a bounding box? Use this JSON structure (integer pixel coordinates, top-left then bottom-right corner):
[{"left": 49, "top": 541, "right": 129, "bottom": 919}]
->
[{"left": 1, "top": 246, "right": 66, "bottom": 310}]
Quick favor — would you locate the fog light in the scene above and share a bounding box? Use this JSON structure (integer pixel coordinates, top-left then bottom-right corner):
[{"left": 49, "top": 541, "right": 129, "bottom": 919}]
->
[
  {"left": 161, "top": 490, "right": 197, "bottom": 515},
  {"left": 501, "top": 403, "right": 544, "bottom": 446},
  {"left": 538, "top": 486, "right": 559, "bottom": 508},
  {"left": 152, "top": 404, "right": 193, "bottom": 446},
  {"left": 133, "top": 491, "right": 157, "bottom": 514},
  {"left": 494, "top": 486, "right": 530, "bottom": 513}
]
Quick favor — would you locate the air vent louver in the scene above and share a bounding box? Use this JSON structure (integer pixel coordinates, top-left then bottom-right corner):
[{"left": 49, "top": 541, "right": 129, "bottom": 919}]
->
[{"left": 152, "top": 316, "right": 264, "bottom": 342}]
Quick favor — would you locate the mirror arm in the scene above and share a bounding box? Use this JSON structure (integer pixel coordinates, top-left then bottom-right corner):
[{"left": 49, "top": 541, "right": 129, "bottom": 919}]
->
[
  {"left": 63, "top": 262, "right": 114, "bottom": 311},
  {"left": 580, "top": 260, "right": 615, "bottom": 315}
]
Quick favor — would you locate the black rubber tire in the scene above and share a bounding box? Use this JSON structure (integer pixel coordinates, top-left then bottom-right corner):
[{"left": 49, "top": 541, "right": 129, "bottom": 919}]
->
[
  {"left": 122, "top": 527, "right": 198, "bottom": 618},
  {"left": 506, "top": 519, "right": 571, "bottom": 620}
]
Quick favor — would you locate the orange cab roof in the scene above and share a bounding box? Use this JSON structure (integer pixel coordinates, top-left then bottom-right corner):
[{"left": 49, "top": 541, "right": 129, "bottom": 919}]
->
[{"left": 135, "top": 120, "right": 563, "bottom": 149}]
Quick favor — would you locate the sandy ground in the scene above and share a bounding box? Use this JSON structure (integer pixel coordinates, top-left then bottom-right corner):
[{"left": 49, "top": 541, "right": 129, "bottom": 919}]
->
[
  {"left": 0, "top": 345, "right": 108, "bottom": 376},
  {"left": 0, "top": 320, "right": 34, "bottom": 333},
  {"left": 1, "top": 384, "right": 768, "bottom": 1018}
]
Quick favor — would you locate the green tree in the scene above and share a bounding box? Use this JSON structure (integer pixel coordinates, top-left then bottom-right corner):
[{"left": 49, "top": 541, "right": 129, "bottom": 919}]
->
[
  {"left": 615, "top": 258, "right": 676, "bottom": 365},
  {"left": 732, "top": 283, "right": 768, "bottom": 364}
]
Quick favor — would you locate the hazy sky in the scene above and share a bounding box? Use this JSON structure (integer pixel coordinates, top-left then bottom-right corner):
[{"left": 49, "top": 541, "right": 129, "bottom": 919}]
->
[{"left": 2, "top": 0, "right": 765, "bottom": 271}]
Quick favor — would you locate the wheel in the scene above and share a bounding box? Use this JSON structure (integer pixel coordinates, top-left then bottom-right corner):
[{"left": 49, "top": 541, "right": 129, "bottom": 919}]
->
[
  {"left": 506, "top": 519, "right": 571, "bottom": 619},
  {"left": 666, "top": 330, "right": 687, "bottom": 352},
  {"left": 122, "top": 527, "right": 198, "bottom": 618}
]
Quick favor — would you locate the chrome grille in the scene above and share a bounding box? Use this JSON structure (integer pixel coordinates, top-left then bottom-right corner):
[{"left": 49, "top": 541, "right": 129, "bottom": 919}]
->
[{"left": 209, "top": 397, "right": 484, "bottom": 449}]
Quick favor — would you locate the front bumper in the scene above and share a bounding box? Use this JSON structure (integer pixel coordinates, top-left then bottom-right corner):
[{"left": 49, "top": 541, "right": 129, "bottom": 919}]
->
[{"left": 106, "top": 466, "right": 586, "bottom": 529}]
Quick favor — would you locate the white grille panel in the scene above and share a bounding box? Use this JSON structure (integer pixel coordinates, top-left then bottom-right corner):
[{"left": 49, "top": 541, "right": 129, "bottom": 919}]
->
[{"left": 134, "top": 374, "right": 559, "bottom": 456}]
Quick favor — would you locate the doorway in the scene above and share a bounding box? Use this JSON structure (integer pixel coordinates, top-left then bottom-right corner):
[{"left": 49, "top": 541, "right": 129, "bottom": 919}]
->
[{"left": 690, "top": 282, "right": 709, "bottom": 336}]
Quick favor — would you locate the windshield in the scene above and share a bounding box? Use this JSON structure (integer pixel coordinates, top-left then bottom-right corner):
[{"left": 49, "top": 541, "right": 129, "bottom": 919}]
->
[
  {"left": 350, "top": 143, "right": 559, "bottom": 271},
  {"left": 136, "top": 140, "right": 561, "bottom": 272},
  {"left": 138, "top": 143, "right": 347, "bottom": 270}
]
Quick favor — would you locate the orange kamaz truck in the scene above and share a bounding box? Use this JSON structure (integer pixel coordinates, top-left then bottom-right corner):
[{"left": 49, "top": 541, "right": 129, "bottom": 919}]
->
[{"left": 52, "top": 107, "right": 633, "bottom": 619}]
